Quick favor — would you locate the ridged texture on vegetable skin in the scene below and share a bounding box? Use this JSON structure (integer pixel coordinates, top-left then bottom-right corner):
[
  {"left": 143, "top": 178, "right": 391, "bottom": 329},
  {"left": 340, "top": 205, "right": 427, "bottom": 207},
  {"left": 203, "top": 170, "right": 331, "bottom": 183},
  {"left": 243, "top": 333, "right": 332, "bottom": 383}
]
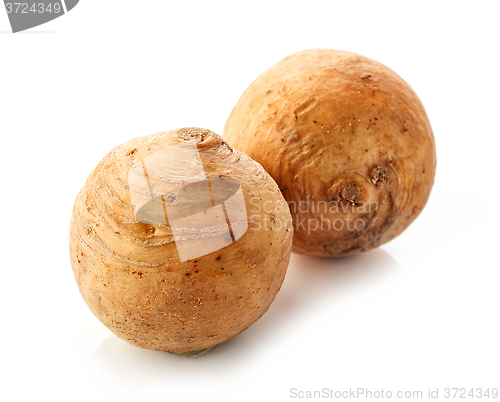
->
[
  {"left": 69, "top": 128, "right": 293, "bottom": 353},
  {"left": 224, "top": 49, "right": 436, "bottom": 256}
]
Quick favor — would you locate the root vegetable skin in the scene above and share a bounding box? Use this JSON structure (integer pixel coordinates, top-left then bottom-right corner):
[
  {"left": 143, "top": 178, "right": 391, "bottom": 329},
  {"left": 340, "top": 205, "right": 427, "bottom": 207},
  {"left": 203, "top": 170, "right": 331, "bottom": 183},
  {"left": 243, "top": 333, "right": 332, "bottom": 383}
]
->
[
  {"left": 69, "top": 128, "right": 293, "bottom": 354},
  {"left": 224, "top": 49, "right": 436, "bottom": 256}
]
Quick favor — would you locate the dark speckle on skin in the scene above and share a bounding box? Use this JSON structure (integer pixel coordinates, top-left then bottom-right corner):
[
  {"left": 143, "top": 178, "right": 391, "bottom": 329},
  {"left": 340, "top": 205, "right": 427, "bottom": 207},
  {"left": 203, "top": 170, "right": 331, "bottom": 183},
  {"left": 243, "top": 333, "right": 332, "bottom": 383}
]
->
[{"left": 371, "top": 166, "right": 390, "bottom": 186}]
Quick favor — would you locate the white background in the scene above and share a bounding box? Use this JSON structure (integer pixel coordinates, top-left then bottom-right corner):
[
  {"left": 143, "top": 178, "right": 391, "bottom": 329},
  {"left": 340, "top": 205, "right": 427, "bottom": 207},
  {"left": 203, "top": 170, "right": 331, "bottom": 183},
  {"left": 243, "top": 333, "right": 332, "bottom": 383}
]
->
[{"left": 1, "top": 1, "right": 499, "bottom": 401}]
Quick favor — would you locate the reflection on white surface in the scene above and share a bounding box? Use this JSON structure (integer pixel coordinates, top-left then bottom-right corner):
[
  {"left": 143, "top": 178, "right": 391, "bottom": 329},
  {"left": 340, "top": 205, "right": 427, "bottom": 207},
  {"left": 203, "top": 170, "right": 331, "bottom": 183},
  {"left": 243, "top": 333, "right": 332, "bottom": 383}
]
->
[{"left": 90, "top": 249, "right": 399, "bottom": 383}]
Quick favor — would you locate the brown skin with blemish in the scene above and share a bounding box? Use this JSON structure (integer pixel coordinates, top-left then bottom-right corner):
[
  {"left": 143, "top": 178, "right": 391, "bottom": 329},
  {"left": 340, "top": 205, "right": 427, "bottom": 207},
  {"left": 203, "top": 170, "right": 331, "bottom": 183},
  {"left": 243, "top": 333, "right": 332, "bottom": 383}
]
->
[
  {"left": 69, "top": 128, "right": 293, "bottom": 354},
  {"left": 223, "top": 49, "right": 436, "bottom": 256}
]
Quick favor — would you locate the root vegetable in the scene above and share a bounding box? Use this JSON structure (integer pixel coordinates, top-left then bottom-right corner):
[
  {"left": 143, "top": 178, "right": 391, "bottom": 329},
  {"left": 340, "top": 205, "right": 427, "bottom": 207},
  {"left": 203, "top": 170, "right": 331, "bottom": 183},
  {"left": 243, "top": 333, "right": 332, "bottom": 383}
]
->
[
  {"left": 224, "top": 49, "right": 436, "bottom": 256},
  {"left": 69, "top": 128, "right": 293, "bottom": 355}
]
